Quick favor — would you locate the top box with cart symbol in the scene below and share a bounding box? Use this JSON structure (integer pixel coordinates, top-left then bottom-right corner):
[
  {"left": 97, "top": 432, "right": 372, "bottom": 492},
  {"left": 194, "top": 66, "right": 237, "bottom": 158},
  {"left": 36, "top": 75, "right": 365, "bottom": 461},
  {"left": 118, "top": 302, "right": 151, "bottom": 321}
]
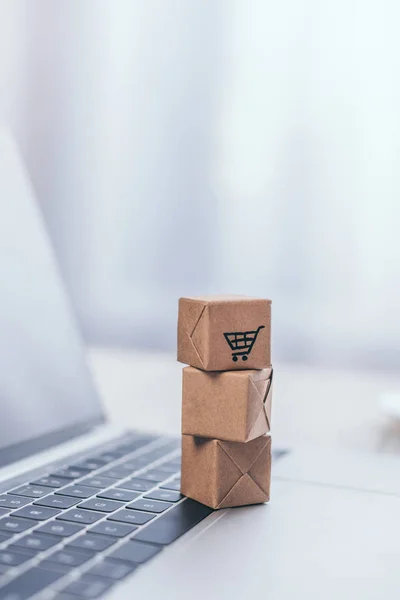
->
[{"left": 177, "top": 295, "right": 271, "bottom": 371}]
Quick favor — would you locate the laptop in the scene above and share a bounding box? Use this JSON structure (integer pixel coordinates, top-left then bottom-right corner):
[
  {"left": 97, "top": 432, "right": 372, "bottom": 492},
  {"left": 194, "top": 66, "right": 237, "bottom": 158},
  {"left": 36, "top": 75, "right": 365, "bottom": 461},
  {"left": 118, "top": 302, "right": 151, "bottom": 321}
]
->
[{"left": 0, "top": 128, "right": 400, "bottom": 600}]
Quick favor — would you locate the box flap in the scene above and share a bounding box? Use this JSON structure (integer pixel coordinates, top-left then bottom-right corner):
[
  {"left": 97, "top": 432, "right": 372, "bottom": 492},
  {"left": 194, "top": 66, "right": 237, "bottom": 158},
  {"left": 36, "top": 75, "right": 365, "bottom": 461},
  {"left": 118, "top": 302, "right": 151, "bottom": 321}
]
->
[
  {"left": 246, "top": 369, "right": 273, "bottom": 440},
  {"left": 217, "top": 473, "right": 267, "bottom": 509},
  {"left": 178, "top": 298, "right": 208, "bottom": 368}
]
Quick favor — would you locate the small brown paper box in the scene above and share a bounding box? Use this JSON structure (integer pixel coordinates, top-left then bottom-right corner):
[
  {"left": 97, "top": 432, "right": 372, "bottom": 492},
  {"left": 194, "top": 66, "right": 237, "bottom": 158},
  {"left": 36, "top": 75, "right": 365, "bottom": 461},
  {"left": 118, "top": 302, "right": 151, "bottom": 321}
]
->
[
  {"left": 181, "top": 434, "right": 271, "bottom": 509},
  {"left": 182, "top": 367, "right": 273, "bottom": 443},
  {"left": 177, "top": 295, "right": 271, "bottom": 371}
]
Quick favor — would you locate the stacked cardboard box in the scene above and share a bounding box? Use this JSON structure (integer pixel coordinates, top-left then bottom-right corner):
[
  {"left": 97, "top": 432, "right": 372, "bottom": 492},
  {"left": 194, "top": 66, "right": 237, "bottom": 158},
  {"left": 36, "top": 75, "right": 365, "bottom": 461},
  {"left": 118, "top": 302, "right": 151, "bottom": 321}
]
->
[{"left": 177, "top": 295, "right": 273, "bottom": 510}]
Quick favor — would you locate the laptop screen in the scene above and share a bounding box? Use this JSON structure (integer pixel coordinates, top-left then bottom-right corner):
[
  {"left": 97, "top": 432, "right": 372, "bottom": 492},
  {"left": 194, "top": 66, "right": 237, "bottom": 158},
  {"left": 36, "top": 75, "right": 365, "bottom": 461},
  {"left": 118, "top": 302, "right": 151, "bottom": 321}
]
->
[{"left": 0, "top": 131, "right": 104, "bottom": 467}]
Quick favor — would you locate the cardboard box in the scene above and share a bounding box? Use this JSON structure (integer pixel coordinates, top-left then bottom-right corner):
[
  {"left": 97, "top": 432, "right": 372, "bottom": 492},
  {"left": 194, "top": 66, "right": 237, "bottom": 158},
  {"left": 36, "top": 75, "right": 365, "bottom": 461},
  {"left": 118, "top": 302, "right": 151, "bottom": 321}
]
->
[
  {"left": 177, "top": 295, "right": 271, "bottom": 371},
  {"left": 181, "top": 434, "right": 271, "bottom": 509},
  {"left": 182, "top": 366, "right": 273, "bottom": 442}
]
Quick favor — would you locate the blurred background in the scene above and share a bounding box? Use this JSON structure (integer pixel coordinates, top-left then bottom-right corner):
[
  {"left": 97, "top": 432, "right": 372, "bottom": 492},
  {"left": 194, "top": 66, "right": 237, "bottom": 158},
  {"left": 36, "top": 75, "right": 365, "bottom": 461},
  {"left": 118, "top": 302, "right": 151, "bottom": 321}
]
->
[{"left": 1, "top": 0, "right": 400, "bottom": 370}]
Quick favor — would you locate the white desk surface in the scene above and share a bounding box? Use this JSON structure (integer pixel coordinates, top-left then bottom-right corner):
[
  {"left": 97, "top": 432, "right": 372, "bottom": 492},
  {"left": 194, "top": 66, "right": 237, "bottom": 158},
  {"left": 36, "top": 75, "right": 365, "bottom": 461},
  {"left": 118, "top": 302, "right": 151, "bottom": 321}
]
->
[{"left": 89, "top": 348, "right": 400, "bottom": 455}]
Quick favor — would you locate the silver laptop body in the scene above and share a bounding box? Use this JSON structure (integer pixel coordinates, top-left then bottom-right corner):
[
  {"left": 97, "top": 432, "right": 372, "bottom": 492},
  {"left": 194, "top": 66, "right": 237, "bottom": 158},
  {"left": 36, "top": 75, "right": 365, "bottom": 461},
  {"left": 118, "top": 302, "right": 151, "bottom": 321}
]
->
[{"left": 0, "top": 128, "right": 399, "bottom": 600}]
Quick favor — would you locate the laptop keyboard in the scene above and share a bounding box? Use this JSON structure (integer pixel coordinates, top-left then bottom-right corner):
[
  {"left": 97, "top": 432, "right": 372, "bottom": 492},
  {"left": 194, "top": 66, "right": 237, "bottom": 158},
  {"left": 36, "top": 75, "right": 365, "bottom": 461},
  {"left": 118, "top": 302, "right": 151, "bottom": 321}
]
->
[{"left": 0, "top": 432, "right": 213, "bottom": 599}]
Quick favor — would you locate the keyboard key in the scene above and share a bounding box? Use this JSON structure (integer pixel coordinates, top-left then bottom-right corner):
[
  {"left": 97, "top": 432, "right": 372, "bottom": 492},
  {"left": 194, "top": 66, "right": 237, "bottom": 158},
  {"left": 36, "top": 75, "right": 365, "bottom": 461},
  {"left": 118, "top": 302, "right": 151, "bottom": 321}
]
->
[
  {"left": 34, "top": 494, "right": 80, "bottom": 509},
  {"left": 133, "top": 498, "right": 213, "bottom": 545},
  {"left": 72, "top": 458, "right": 108, "bottom": 471},
  {"left": 31, "top": 476, "right": 71, "bottom": 488},
  {"left": 51, "top": 467, "right": 91, "bottom": 479},
  {"left": 100, "top": 467, "right": 135, "bottom": 479},
  {"left": 46, "top": 547, "right": 95, "bottom": 568},
  {"left": 57, "top": 509, "right": 104, "bottom": 525},
  {"left": 0, "top": 567, "right": 64, "bottom": 600},
  {"left": 0, "top": 508, "right": 9, "bottom": 517},
  {"left": 79, "top": 476, "right": 118, "bottom": 489},
  {"left": 85, "top": 559, "right": 136, "bottom": 581},
  {"left": 37, "top": 521, "right": 84, "bottom": 537},
  {"left": 0, "top": 533, "right": 9, "bottom": 544},
  {"left": 136, "top": 470, "right": 168, "bottom": 483},
  {"left": 127, "top": 498, "right": 172, "bottom": 513},
  {"left": 12, "top": 506, "right": 61, "bottom": 521},
  {"left": 107, "top": 509, "right": 155, "bottom": 526},
  {"left": 14, "top": 533, "right": 61, "bottom": 551},
  {"left": 160, "top": 479, "right": 182, "bottom": 492},
  {"left": 10, "top": 485, "right": 51, "bottom": 499},
  {"left": 97, "top": 489, "right": 139, "bottom": 502},
  {"left": 0, "top": 516, "right": 37, "bottom": 534},
  {"left": 123, "top": 455, "right": 154, "bottom": 468},
  {"left": 118, "top": 479, "right": 155, "bottom": 493},
  {"left": 69, "top": 533, "right": 116, "bottom": 552},
  {"left": 151, "top": 463, "right": 179, "bottom": 474},
  {"left": 0, "top": 548, "right": 35, "bottom": 566},
  {"left": 108, "top": 540, "right": 161, "bottom": 564},
  {"left": 98, "top": 451, "right": 125, "bottom": 462},
  {"left": 144, "top": 489, "right": 182, "bottom": 503},
  {"left": 61, "top": 576, "right": 112, "bottom": 598},
  {"left": 56, "top": 485, "right": 97, "bottom": 499},
  {"left": 0, "top": 494, "right": 31, "bottom": 509},
  {"left": 90, "top": 521, "right": 137, "bottom": 538},
  {"left": 78, "top": 498, "right": 124, "bottom": 513}
]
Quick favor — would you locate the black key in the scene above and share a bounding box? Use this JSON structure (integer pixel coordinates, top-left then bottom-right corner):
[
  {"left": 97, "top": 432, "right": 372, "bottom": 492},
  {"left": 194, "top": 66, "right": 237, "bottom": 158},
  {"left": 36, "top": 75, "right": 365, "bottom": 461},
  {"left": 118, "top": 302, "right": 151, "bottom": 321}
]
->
[
  {"left": 57, "top": 509, "right": 104, "bottom": 525},
  {"left": 34, "top": 494, "right": 80, "bottom": 509},
  {"left": 0, "top": 494, "right": 31, "bottom": 509},
  {"left": 85, "top": 559, "right": 136, "bottom": 581},
  {"left": 78, "top": 498, "right": 124, "bottom": 513},
  {"left": 133, "top": 498, "right": 213, "bottom": 545},
  {"left": 10, "top": 485, "right": 50, "bottom": 498},
  {"left": 61, "top": 576, "right": 112, "bottom": 598},
  {"left": 117, "top": 438, "right": 152, "bottom": 452},
  {"left": 90, "top": 521, "right": 136, "bottom": 538},
  {"left": 79, "top": 476, "right": 118, "bottom": 489},
  {"left": 97, "top": 489, "right": 138, "bottom": 502},
  {"left": 123, "top": 455, "right": 153, "bottom": 468},
  {"left": 107, "top": 509, "right": 155, "bottom": 526},
  {"left": 0, "top": 548, "right": 35, "bottom": 566},
  {"left": 160, "top": 480, "right": 181, "bottom": 492},
  {"left": 31, "top": 475, "right": 71, "bottom": 488},
  {"left": 0, "top": 516, "right": 36, "bottom": 534},
  {"left": 12, "top": 505, "right": 61, "bottom": 521},
  {"left": 47, "top": 547, "right": 95, "bottom": 567},
  {"left": 120, "top": 459, "right": 149, "bottom": 470},
  {"left": 51, "top": 467, "right": 91, "bottom": 479},
  {"left": 0, "top": 567, "right": 64, "bottom": 600},
  {"left": 37, "top": 521, "right": 84, "bottom": 537},
  {"left": 56, "top": 485, "right": 97, "bottom": 499},
  {"left": 108, "top": 540, "right": 161, "bottom": 564},
  {"left": 69, "top": 533, "right": 116, "bottom": 551},
  {"left": 7, "top": 544, "right": 42, "bottom": 557},
  {"left": 145, "top": 489, "right": 182, "bottom": 503},
  {"left": 151, "top": 463, "right": 179, "bottom": 474},
  {"left": 38, "top": 560, "right": 76, "bottom": 574},
  {"left": 98, "top": 451, "right": 125, "bottom": 462},
  {"left": 136, "top": 470, "right": 168, "bottom": 483},
  {"left": 127, "top": 498, "right": 172, "bottom": 513},
  {"left": 14, "top": 533, "right": 61, "bottom": 551},
  {"left": 118, "top": 479, "right": 154, "bottom": 493},
  {"left": 100, "top": 467, "right": 134, "bottom": 479},
  {"left": 72, "top": 458, "right": 107, "bottom": 471}
]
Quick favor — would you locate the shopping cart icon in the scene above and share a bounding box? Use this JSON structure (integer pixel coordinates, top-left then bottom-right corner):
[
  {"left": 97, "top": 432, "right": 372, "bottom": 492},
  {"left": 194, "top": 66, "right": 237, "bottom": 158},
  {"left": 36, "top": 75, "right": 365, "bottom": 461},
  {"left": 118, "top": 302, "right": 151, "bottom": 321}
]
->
[{"left": 223, "top": 325, "right": 265, "bottom": 362}]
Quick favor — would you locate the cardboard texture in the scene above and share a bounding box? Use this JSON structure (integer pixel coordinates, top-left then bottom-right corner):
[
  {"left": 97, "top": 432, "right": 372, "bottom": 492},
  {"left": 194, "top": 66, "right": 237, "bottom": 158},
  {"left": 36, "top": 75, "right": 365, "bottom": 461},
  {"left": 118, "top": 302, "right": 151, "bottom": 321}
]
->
[
  {"left": 177, "top": 295, "right": 271, "bottom": 371},
  {"left": 181, "top": 434, "right": 271, "bottom": 509},
  {"left": 182, "top": 366, "right": 273, "bottom": 443}
]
